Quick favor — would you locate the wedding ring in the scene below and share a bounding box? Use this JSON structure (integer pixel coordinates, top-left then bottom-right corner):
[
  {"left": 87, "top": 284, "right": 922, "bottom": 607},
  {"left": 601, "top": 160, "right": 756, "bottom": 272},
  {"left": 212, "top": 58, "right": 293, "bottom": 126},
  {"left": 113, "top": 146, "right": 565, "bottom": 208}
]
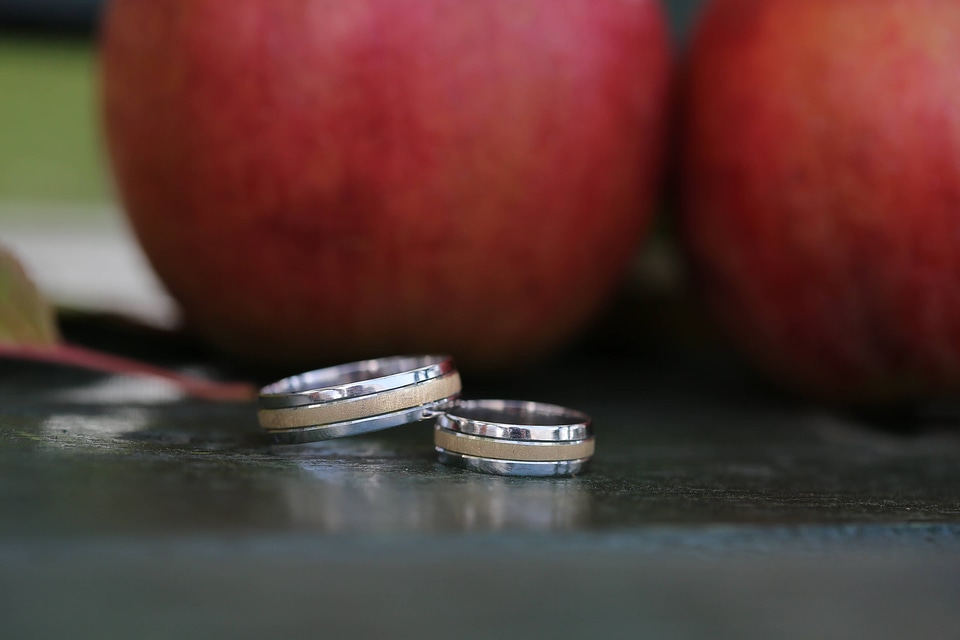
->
[
  {"left": 267, "top": 402, "right": 455, "bottom": 445},
  {"left": 259, "top": 355, "right": 456, "bottom": 409},
  {"left": 434, "top": 400, "right": 594, "bottom": 477},
  {"left": 259, "top": 355, "right": 461, "bottom": 444}
]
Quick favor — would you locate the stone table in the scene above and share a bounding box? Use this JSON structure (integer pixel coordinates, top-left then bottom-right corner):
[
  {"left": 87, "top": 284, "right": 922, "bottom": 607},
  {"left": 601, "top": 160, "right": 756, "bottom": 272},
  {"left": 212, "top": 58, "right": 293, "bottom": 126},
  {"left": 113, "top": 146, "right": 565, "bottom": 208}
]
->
[
  {"left": 1, "top": 214, "right": 959, "bottom": 638},
  {"left": 1, "top": 342, "right": 959, "bottom": 639}
]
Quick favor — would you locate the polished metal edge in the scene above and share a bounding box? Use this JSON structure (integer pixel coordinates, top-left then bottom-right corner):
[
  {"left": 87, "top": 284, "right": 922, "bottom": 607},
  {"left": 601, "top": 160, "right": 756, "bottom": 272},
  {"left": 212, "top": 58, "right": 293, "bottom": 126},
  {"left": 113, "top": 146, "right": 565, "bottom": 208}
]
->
[
  {"left": 267, "top": 396, "right": 459, "bottom": 445},
  {"left": 435, "top": 448, "right": 591, "bottom": 477},
  {"left": 437, "top": 399, "right": 592, "bottom": 442},
  {"left": 433, "top": 427, "right": 595, "bottom": 461},
  {"left": 259, "top": 354, "right": 454, "bottom": 409},
  {"left": 259, "top": 372, "right": 461, "bottom": 430}
]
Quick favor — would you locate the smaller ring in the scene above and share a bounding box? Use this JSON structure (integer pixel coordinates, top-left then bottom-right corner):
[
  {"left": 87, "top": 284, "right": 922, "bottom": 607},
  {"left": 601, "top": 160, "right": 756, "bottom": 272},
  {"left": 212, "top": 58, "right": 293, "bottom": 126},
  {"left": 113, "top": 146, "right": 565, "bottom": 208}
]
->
[
  {"left": 434, "top": 428, "right": 594, "bottom": 462},
  {"left": 436, "top": 448, "right": 591, "bottom": 477},
  {"left": 436, "top": 399, "right": 591, "bottom": 442},
  {"left": 434, "top": 399, "right": 594, "bottom": 476},
  {"left": 259, "top": 355, "right": 455, "bottom": 409}
]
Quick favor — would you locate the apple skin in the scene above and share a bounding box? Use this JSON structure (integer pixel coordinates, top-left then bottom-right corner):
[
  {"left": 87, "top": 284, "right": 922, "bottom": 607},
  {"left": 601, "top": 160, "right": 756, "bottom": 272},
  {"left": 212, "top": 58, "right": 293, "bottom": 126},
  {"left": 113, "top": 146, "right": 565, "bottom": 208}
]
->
[
  {"left": 682, "top": 0, "right": 960, "bottom": 402},
  {"left": 101, "top": 0, "right": 671, "bottom": 370}
]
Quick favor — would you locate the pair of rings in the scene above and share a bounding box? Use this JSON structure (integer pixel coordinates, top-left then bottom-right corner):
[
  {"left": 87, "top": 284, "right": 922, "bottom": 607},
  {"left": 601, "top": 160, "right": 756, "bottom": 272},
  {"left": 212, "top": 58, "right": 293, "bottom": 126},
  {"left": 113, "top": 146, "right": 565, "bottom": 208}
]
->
[{"left": 257, "top": 355, "right": 594, "bottom": 477}]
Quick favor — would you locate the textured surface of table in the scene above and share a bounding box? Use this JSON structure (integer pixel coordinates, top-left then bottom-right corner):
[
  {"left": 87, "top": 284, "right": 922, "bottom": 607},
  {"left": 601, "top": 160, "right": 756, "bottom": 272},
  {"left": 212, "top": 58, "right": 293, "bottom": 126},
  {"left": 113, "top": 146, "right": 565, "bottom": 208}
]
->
[{"left": 1, "top": 346, "right": 959, "bottom": 639}]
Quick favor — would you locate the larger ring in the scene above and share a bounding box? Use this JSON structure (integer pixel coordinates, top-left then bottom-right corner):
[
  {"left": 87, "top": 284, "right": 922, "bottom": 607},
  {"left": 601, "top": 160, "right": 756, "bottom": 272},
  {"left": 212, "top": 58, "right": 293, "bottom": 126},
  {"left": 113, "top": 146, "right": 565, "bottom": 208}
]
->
[
  {"left": 259, "top": 355, "right": 456, "bottom": 409},
  {"left": 434, "top": 400, "right": 594, "bottom": 477},
  {"left": 268, "top": 400, "right": 459, "bottom": 445},
  {"left": 258, "top": 355, "right": 461, "bottom": 443}
]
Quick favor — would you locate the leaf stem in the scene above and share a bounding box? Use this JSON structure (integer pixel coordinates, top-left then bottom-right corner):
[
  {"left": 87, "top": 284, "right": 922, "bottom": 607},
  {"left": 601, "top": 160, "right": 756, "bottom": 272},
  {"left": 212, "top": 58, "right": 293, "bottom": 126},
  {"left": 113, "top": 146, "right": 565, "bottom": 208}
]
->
[{"left": 0, "top": 343, "right": 256, "bottom": 402}]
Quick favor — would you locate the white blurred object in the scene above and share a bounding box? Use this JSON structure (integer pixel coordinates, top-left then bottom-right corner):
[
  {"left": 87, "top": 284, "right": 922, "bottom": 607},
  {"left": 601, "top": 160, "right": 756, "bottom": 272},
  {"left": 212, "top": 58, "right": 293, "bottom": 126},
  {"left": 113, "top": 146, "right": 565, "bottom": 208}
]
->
[{"left": 0, "top": 204, "right": 178, "bottom": 328}]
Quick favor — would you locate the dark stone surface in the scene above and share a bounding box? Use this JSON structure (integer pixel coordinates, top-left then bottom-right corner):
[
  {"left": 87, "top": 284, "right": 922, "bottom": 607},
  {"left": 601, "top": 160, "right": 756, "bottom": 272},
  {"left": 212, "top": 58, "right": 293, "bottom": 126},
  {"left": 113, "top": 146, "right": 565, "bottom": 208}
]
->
[{"left": 1, "top": 345, "right": 959, "bottom": 638}]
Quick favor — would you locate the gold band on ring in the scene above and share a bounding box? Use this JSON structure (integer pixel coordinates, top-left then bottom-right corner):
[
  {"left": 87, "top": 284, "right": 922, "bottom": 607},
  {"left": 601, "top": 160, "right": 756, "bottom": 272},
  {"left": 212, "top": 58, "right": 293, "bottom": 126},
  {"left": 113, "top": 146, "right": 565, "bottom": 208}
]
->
[
  {"left": 258, "top": 372, "right": 461, "bottom": 430},
  {"left": 433, "top": 428, "right": 595, "bottom": 462}
]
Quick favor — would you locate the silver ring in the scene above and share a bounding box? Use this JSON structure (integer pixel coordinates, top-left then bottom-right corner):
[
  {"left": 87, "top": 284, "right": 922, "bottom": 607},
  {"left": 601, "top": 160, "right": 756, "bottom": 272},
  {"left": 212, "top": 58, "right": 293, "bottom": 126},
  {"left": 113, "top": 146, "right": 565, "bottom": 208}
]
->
[
  {"left": 259, "top": 355, "right": 455, "bottom": 409},
  {"left": 434, "top": 428, "right": 595, "bottom": 461},
  {"left": 434, "top": 399, "right": 594, "bottom": 476},
  {"left": 436, "top": 399, "right": 592, "bottom": 442},
  {"left": 258, "top": 355, "right": 461, "bottom": 443},
  {"left": 269, "top": 396, "right": 459, "bottom": 445}
]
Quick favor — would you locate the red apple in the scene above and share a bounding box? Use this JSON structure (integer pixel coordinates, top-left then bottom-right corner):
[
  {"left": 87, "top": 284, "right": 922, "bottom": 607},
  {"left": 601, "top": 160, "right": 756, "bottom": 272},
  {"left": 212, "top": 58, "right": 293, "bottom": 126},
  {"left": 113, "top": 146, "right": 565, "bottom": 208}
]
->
[
  {"left": 101, "top": 0, "right": 671, "bottom": 370},
  {"left": 682, "top": 0, "right": 960, "bottom": 402}
]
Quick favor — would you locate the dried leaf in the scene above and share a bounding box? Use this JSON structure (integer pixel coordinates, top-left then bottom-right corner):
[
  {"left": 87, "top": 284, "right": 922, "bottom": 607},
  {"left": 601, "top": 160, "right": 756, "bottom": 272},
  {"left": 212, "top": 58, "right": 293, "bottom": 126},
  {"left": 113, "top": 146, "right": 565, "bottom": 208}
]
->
[
  {"left": 0, "top": 244, "right": 254, "bottom": 402},
  {"left": 0, "top": 244, "right": 59, "bottom": 346}
]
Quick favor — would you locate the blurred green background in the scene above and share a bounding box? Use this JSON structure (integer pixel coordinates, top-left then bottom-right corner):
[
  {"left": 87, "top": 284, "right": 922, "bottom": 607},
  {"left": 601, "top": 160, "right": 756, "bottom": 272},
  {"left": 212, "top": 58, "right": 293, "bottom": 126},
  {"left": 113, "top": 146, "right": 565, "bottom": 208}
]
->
[
  {"left": 0, "top": 0, "right": 706, "bottom": 209},
  {"left": 0, "top": 36, "right": 105, "bottom": 205}
]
